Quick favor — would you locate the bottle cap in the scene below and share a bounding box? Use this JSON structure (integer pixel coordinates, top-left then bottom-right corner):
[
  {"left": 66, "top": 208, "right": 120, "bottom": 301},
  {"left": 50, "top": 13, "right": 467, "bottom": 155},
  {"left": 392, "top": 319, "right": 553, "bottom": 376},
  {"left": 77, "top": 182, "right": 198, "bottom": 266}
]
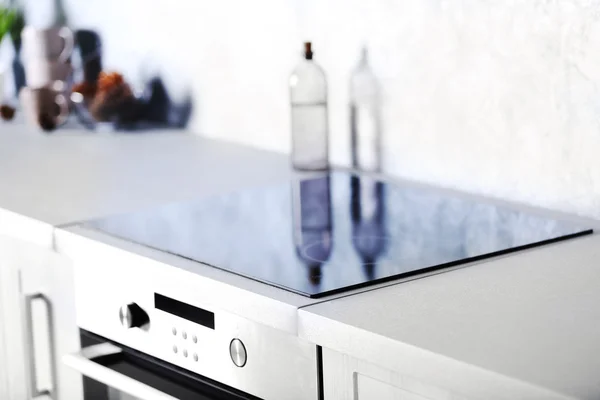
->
[{"left": 304, "top": 42, "right": 313, "bottom": 60}]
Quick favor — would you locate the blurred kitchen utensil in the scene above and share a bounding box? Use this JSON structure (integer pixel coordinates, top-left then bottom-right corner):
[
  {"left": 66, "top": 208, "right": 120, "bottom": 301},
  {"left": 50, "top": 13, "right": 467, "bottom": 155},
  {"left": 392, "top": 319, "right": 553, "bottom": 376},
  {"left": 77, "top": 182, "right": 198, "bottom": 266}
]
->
[
  {"left": 72, "top": 30, "right": 102, "bottom": 84},
  {"left": 71, "top": 71, "right": 145, "bottom": 131},
  {"left": 20, "top": 82, "right": 69, "bottom": 131},
  {"left": 20, "top": 25, "right": 74, "bottom": 130},
  {"left": 25, "top": 60, "right": 71, "bottom": 89},
  {"left": 21, "top": 25, "right": 73, "bottom": 63}
]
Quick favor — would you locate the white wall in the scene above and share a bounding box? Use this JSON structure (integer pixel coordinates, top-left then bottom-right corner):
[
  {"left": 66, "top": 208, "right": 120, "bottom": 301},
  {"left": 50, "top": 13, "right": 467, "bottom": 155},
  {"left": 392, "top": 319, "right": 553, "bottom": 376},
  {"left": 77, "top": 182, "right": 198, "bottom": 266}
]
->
[{"left": 26, "top": 0, "right": 600, "bottom": 218}]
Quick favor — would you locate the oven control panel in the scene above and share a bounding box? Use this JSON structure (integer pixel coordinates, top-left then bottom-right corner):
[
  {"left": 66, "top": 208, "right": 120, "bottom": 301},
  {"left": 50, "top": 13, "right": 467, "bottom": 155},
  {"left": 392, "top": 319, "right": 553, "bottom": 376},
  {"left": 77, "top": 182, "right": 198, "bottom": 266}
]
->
[
  {"left": 166, "top": 316, "right": 205, "bottom": 364},
  {"left": 72, "top": 252, "right": 320, "bottom": 400},
  {"left": 116, "top": 294, "right": 251, "bottom": 370}
]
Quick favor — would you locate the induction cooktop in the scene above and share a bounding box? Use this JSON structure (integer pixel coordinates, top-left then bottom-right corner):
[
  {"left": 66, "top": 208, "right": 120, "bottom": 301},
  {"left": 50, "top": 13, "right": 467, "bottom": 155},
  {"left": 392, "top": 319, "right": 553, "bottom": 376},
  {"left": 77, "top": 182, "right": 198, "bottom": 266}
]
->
[{"left": 84, "top": 172, "right": 593, "bottom": 298}]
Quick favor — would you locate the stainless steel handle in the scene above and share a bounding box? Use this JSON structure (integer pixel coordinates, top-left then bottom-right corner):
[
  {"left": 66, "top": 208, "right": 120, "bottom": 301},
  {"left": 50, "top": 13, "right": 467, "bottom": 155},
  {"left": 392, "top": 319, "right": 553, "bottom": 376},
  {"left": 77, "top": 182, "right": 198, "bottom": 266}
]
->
[
  {"left": 23, "top": 293, "right": 57, "bottom": 400},
  {"left": 63, "top": 343, "right": 178, "bottom": 400}
]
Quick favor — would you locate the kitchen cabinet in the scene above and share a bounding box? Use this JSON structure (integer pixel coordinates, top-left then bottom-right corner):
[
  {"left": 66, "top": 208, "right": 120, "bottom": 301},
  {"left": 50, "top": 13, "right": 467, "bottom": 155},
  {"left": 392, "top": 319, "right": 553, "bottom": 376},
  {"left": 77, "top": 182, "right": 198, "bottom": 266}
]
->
[
  {"left": 0, "top": 290, "right": 9, "bottom": 400},
  {"left": 321, "top": 347, "right": 471, "bottom": 400},
  {"left": 0, "top": 234, "right": 82, "bottom": 400},
  {"left": 301, "top": 234, "right": 600, "bottom": 400}
]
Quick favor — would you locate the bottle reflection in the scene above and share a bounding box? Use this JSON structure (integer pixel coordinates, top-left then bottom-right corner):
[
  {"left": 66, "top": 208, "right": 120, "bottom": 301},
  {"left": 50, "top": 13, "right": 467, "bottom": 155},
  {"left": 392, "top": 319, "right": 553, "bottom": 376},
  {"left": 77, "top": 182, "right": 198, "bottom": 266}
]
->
[
  {"left": 351, "top": 175, "right": 386, "bottom": 280},
  {"left": 292, "top": 175, "right": 333, "bottom": 286}
]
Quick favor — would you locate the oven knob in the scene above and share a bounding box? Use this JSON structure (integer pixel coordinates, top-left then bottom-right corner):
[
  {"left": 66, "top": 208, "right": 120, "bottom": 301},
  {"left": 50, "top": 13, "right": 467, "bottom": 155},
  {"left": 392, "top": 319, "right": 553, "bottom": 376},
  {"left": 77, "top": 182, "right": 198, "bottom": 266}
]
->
[
  {"left": 119, "top": 303, "right": 149, "bottom": 329},
  {"left": 229, "top": 338, "right": 247, "bottom": 367}
]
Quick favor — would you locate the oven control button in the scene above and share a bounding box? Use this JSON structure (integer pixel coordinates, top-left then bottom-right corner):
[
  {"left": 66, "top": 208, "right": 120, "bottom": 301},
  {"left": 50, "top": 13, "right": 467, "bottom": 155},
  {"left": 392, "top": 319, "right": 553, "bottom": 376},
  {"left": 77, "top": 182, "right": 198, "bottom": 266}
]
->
[
  {"left": 119, "top": 303, "right": 149, "bottom": 329},
  {"left": 229, "top": 339, "right": 247, "bottom": 367}
]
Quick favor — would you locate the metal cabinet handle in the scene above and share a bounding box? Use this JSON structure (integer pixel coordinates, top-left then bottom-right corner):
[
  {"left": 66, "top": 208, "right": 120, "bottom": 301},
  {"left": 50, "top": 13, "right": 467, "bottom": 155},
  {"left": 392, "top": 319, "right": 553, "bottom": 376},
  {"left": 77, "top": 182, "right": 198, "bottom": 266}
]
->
[
  {"left": 63, "top": 343, "right": 178, "bottom": 400},
  {"left": 23, "top": 293, "right": 57, "bottom": 400}
]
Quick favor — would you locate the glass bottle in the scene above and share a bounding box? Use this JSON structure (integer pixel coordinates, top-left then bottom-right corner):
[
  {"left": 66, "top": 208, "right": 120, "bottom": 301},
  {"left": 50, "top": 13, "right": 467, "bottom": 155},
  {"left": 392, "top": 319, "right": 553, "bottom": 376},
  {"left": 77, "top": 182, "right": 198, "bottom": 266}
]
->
[
  {"left": 289, "top": 42, "right": 329, "bottom": 171},
  {"left": 350, "top": 48, "right": 382, "bottom": 172}
]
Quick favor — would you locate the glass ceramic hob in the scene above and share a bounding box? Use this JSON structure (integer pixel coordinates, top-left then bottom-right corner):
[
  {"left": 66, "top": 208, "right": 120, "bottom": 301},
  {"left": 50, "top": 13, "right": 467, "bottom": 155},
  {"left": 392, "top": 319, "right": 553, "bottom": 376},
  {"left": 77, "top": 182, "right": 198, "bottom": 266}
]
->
[{"left": 84, "top": 172, "right": 593, "bottom": 298}]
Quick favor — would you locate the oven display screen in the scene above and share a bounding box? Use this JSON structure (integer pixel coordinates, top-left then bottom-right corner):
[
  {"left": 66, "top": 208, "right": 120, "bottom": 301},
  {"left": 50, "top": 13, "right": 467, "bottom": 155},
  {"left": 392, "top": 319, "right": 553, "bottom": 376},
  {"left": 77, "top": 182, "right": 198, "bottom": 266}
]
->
[{"left": 154, "top": 293, "right": 215, "bottom": 330}]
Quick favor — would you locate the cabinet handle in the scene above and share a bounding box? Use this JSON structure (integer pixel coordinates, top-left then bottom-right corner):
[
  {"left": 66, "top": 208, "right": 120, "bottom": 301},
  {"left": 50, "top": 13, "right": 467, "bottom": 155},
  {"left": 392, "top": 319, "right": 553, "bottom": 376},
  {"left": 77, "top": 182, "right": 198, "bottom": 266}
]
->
[
  {"left": 24, "top": 293, "right": 57, "bottom": 400},
  {"left": 63, "top": 343, "right": 178, "bottom": 400}
]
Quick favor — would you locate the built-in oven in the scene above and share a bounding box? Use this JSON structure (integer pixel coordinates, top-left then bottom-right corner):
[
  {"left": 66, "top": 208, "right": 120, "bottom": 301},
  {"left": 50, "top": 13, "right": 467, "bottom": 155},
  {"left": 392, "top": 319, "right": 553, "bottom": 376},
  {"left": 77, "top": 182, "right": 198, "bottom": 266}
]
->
[
  {"left": 57, "top": 221, "right": 322, "bottom": 400},
  {"left": 63, "top": 282, "right": 320, "bottom": 400},
  {"left": 66, "top": 330, "right": 261, "bottom": 400}
]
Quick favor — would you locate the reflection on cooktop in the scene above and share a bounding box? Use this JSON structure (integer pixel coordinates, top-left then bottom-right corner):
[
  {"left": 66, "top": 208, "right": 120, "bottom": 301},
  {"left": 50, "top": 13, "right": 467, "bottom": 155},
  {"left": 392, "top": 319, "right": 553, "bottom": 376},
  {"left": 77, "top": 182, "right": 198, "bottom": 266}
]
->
[{"left": 84, "top": 172, "right": 593, "bottom": 298}]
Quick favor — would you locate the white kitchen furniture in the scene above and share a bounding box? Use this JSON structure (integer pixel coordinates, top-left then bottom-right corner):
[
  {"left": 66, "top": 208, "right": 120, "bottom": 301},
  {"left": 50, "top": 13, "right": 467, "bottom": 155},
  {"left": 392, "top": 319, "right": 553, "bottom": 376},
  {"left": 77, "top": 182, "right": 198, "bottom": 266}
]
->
[
  {"left": 0, "top": 122, "right": 291, "bottom": 400},
  {"left": 0, "top": 208, "right": 66, "bottom": 400},
  {"left": 300, "top": 232, "right": 600, "bottom": 400},
  {"left": 2, "top": 121, "right": 600, "bottom": 399},
  {"left": 0, "top": 233, "right": 81, "bottom": 400}
]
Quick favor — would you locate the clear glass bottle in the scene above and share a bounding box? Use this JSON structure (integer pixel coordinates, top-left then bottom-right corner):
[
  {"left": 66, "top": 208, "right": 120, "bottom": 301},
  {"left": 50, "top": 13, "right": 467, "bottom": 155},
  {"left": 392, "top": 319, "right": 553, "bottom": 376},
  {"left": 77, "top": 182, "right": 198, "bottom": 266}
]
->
[
  {"left": 350, "top": 48, "right": 382, "bottom": 172},
  {"left": 289, "top": 42, "right": 329, "bottom": 171}
]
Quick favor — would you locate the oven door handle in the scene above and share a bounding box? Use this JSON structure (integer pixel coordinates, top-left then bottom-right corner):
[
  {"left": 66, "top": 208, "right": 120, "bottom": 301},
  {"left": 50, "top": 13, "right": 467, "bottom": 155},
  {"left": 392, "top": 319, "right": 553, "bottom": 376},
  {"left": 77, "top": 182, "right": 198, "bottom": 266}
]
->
[{"left": 62, "top": 343, "right": 179, "bottom": 400}]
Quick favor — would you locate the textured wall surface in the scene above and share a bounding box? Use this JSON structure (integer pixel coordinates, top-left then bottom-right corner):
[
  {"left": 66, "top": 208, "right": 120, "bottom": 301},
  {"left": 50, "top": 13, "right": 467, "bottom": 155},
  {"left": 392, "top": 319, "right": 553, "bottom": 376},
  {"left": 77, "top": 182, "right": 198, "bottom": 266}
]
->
[{"left": 24, "top": 0, "right": 600, "bottom": 218}]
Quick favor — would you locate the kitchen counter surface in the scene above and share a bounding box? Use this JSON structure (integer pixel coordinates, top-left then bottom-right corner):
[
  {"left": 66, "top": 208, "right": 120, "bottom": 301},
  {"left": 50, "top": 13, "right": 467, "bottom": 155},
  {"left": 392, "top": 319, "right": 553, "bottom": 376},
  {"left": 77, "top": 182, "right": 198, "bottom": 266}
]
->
[
  {"left": 2, "top": 122, "right": 600, "bottom": 399},
  {"left": 0, "top": 122, "right": 292, "bottom": 247},
  {"left": 299, "top": 232, "right": 600, "bottom": 400}
]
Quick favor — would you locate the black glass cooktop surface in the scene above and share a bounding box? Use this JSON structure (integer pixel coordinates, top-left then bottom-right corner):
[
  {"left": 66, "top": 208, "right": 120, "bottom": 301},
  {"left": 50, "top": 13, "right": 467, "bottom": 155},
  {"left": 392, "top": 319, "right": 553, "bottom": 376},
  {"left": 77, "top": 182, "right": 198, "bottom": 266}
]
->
[{"left": 84, "top": 172, "right": 592, "bottom": 298}]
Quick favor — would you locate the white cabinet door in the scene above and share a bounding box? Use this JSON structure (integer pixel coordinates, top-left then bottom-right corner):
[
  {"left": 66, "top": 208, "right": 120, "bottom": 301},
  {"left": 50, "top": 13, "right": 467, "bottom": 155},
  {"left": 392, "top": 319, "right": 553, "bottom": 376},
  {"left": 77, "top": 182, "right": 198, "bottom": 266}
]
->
[
  {"left": 0, "top": 234, "right": 82, "bottom": 400},
  {"left": 321, "top": 347, "right": 472, "bottom": 400},
  {"left": 0, "top": 281, "right": 10, "bottom": 400}
]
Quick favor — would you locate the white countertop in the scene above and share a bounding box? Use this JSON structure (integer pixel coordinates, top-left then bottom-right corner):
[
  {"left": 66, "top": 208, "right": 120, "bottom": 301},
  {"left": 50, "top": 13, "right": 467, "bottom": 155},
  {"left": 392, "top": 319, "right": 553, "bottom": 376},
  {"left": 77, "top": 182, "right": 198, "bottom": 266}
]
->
[
  {"left": 299, "top": 233, "right": 600, "bottom": 400},
  {"left": 0, "top": 122, "right": 292, "bottom": 246},
  {"left": 2, "top": 122, "right": 599, "bottom": 399}
]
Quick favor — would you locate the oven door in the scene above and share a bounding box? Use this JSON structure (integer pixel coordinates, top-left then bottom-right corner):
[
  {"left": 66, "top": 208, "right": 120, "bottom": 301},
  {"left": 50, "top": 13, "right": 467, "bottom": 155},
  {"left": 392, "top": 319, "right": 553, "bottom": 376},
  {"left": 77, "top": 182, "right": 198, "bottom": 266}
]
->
[{"left": 64, "top": 330, "right": 261, "bottom": 400}]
